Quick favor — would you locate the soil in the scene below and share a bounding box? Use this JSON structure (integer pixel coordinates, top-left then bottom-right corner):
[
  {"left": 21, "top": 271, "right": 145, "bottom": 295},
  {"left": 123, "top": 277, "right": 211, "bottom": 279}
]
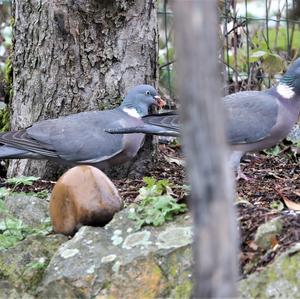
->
[{"left": 2, "top": 142, "right": 300, "bottom": 276}]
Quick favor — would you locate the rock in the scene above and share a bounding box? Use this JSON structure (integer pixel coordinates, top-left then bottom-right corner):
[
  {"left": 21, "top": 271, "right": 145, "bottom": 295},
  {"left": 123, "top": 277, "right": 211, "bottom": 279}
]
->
[
  {"left": 5, "top": 193, "right": 49, "bottom": 227},
  {"left": 0, "top": 234, "right": 68, "bottom": 295},
  {"left": 49, "top": 165, "right": 123, "bottom": 236},
  {"left": 0, "top": 280, "right": 33, "bottom": 299},
  {"left": 239, "top": 243, "right": 300, "bottom": 298},
  {"left": 1, "top": 199, "right": 299, "bottom": 298},
  {"left": 36, "top": 208, "right": 193, "bottom": 298},
  {"left": 254, "top": 217, "right": 283, "bottom": 250}
]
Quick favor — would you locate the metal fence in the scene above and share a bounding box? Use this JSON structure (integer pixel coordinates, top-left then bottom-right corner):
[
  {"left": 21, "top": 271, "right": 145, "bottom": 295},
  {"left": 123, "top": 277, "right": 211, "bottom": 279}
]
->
[
  {"left": 1, "top": 1, "right": 299, "bottom": 98},
  {"left": 158, "top": 0, "right": 299, "bottom": 98}
]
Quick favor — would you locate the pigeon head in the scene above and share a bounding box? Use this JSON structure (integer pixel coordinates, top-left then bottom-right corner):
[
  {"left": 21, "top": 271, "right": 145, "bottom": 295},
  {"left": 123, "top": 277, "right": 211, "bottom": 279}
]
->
[
  {"left": 121, "top": 85, "right": 165, "bottom": 117},
  {"left": 279, "top": 58, "right": 300, "bottom": 95}
]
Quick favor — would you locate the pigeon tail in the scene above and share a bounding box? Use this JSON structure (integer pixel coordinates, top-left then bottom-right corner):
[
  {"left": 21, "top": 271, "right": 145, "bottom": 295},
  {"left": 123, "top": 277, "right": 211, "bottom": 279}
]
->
[{"left": 0, "top": 145, "right": 42, "bottom": 159}]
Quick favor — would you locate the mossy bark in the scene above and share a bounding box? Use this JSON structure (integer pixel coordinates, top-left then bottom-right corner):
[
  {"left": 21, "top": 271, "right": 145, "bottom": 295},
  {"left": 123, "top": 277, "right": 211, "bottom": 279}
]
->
[{"left": 9, "top": 0, "right": 158, "bottom": 179}]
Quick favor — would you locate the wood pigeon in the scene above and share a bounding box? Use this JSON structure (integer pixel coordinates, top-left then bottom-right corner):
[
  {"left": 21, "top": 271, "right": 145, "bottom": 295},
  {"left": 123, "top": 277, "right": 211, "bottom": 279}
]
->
[
  {"left": 106, "top": 58, "right": 300, "bottom": 179},
  {"left": 0, "top": 85, "right": 165, "bottom": 169}
]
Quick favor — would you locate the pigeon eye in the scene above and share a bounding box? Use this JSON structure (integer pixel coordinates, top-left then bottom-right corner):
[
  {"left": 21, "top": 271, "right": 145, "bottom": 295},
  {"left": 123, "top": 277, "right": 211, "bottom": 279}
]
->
[{"left": 145, "top": 90, "right": 150, "bottom": 95}]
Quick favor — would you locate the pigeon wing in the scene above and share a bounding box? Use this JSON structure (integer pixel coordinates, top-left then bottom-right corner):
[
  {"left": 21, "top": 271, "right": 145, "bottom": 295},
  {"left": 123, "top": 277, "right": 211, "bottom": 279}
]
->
[
  {"left": 0, "top": 109, "right": 141, "bottom": 163},
  {"left": 225, "top": 91, "right": 279, "bottom": 145}
]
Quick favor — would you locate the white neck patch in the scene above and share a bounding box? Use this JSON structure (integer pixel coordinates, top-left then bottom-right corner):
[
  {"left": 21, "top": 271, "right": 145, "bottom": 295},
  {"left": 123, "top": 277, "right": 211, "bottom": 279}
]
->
[
  {"left": 276, "top": 83, "right": 295, "bottom": 99},
  {"left": 122, "top": 107, "right": 141, "bottom": 119}
]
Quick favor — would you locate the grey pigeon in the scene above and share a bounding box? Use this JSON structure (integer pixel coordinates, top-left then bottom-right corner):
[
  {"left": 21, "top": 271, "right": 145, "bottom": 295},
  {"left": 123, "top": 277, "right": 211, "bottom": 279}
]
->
[
  {"left": 0, "top": 85, "right": 165, "bottom": 169},
  {"left": 106, "top": 58, "right": 300, "bottom": 179}
]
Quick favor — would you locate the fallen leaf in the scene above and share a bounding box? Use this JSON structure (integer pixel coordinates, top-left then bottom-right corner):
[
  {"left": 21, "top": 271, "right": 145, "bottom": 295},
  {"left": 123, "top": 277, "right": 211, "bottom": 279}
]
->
[
  {"left": 247, "top": 240, "right": 258, "bottom": 251},
  {"left": 164, "top": 154, "right": 185, "bottom": 166},
  {"left": 281, "top": 195, "right": 300, "bottom": 211},
  {"left": 275, "top": 188, "right": 300, "bottom": 211},
  {"left": 270, "top": 236, "right": 279, "bottom": 249},
  {"left": 292, "top": 189, "right": 300, "bottom": 197}
]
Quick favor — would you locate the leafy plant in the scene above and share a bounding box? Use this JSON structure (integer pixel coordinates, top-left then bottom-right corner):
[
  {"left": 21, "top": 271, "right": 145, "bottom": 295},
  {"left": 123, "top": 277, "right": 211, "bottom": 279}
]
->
[
  {"left": 26, "top": 259, "right": 47, "bottom": 271},
  {"left": 0, "top": 187, "right": 10, "bottom": 200},
  {"left": 29, "top": 217, "right": 52, "bottom": 236},
  {"left": 129, "top": 177, "right": 187, "bottom": 229},
  {"left": 5, "top": 175, "right": 41, "bottom": 194},
  {"left": 6, "top": 190, "right": 49, "bottom": 200},
  {"left": 270, "top": 200, "right": 284, "bottom": 211},
  {"left": 31, "top": 190, "right": 49, "bottom": 199},
  {"left": 2, "top": 176, "right": 49, "bottom": 199},
  {"left": 264, "top": 145, "right": 281, "bottom": 157},
  {"left": 0, "top": 107, "right": 10, "bottom": 132},
  {"left": 0, "top": 216, "right": 29, "bottom": 249},
  {"left": 0, "top": 198, "right": 52, "bottom": 250},
  {"left": 6, "top": 176, "right": 40, "bottom": 188}
]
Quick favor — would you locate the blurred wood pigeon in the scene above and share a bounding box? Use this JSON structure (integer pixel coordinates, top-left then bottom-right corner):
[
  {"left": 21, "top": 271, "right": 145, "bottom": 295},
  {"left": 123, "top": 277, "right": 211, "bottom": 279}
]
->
[
  {"left": 106, "top": 58, "right": 300, "bottom": 179},
  {"left": 0, "top": 85, "right": 165, "bottom": 169}
]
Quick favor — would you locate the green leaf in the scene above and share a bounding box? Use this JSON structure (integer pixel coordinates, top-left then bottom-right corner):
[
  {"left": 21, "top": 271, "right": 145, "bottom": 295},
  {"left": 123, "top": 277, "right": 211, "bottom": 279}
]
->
[
  {"left": 262, "top": 54, "right": 284, "bottom": 76},
  {"left": 270, "top": 200, "right": 284, "bottom": 211},
  {"left": 129, "top": 177, "right": 188, "bottom": 229},
  {"left": 264, "top": 145, "right": 281, "bottom": 157},
  {"left": 26, "top": 260, "right": 47, "bottom": 271},
  {"left": 250, "top": 50, "right": 267, "bottom": 58},
  {"left": 0, "top": 187, "right": 10, "bottom": 199},
  {"left": 0, "top": 234, "right": 21, "bottom": 249},
  {"left": 35, "top": 190, "right": 49, "bottom": 199},
  {"left": 0, "top": 209, "right": 52, "bottom": 249},
  {"left": 6, "top": 176, "right": 40, "bottom": 187},
  {"left": 249, "top": 50, "right": 267, "bottom": 63},
  {"left": 143, "top": 176, "right": 156, "bottom": 186}
]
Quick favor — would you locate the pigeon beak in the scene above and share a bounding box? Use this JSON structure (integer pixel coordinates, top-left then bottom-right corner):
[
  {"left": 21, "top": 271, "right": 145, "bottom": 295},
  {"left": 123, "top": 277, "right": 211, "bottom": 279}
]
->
[{"left": 154, "top": 95, "right": 166, "bottom": 108}]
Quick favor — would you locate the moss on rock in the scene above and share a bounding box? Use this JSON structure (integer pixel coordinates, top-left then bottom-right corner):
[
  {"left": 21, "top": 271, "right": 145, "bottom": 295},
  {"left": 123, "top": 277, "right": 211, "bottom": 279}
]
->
[
  {"left": 239, "top": 243, "right": 300, "bottom": 299},
  {"left": 0, "top": 234, "right": 67, "bottom": 293},
  {"left": 4, "top": 56, "right": 12, "bottom": 104},
  {"left": 0, "top": 107, "right": 10, "bottom": 131}
]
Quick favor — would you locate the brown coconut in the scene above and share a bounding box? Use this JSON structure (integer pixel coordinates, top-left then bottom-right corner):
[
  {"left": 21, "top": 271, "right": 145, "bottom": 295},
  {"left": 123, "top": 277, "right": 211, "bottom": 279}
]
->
[{"left": 49, "top": 165, "right": 123, "bottom": 235}]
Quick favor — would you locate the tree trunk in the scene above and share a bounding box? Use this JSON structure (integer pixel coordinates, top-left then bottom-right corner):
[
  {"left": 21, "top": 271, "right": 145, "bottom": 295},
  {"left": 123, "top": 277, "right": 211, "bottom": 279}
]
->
[
  {"left": 174, "top": 0, "right": 238, "bottom": 297},
  {"left": 9, "top": 0, "right": 158, "bottom": 179}
]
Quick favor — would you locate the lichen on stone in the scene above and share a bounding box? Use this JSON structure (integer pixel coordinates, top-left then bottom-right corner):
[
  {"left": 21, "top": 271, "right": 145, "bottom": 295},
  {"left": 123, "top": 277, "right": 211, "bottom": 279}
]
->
[
  {"left": 156, "top": 226, "right": 192, "bottom": 249},
  {"left": 101, "top": 254, "right": 117, "bottom": 263},
  {"left": 60, "top": 248, "right": 80, "bottom": 259},
  {"left": 122, "top": 230, "right": 152, "bottom": 249}
]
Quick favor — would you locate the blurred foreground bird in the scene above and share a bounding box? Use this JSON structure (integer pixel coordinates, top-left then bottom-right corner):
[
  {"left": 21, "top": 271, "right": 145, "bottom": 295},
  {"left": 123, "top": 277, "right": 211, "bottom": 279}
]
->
[
  {"left": 0, "top": 85, "right": 165, "bottom": 169},
  {"left": 106, "top": 58, "right": 300, "bottom": 179}
]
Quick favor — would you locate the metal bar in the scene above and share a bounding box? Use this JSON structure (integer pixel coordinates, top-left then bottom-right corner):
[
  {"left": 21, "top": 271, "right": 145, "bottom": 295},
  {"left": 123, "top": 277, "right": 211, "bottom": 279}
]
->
[
  {"left": 265, "top": 0, "right": 270, "bottom": 50},
  {"left": 157, "top": 11, "right": 173, "bottom": 15},
  {"left": 237, "top": 16, "right": 300, "bottom": 23},
  {"left": 245, "top": 0, "right": 250, "bottom": 85},
  {"left": 224, "top": 0, "right": 231, "bottom": 94},
  {"left": 286, "top": 0, "right": 291, "bottom": 59},
  {"left": 265, "top": 0, "right": 271, "bottom": 87},
  {"left": 289, "top": 0, "right": 297, "bottom": 54},
  {"left": 232, "top": 0, "right": 239, "bottom": 92}
]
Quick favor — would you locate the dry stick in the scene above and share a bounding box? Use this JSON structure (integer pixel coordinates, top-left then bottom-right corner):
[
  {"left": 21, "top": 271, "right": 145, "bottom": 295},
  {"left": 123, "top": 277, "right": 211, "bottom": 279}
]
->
[{"left": 174, "top": 0, "right": 238, "bottom": 298}]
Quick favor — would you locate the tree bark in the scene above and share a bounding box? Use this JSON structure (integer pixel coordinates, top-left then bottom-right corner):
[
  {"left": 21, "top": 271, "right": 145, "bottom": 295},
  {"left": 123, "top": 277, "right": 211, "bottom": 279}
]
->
[
  {"left": 9, "top": 0, "right": 158, "bottom": 179},
  {"left": 174, "top": 0, "right": 238, "bottom": 297}
]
